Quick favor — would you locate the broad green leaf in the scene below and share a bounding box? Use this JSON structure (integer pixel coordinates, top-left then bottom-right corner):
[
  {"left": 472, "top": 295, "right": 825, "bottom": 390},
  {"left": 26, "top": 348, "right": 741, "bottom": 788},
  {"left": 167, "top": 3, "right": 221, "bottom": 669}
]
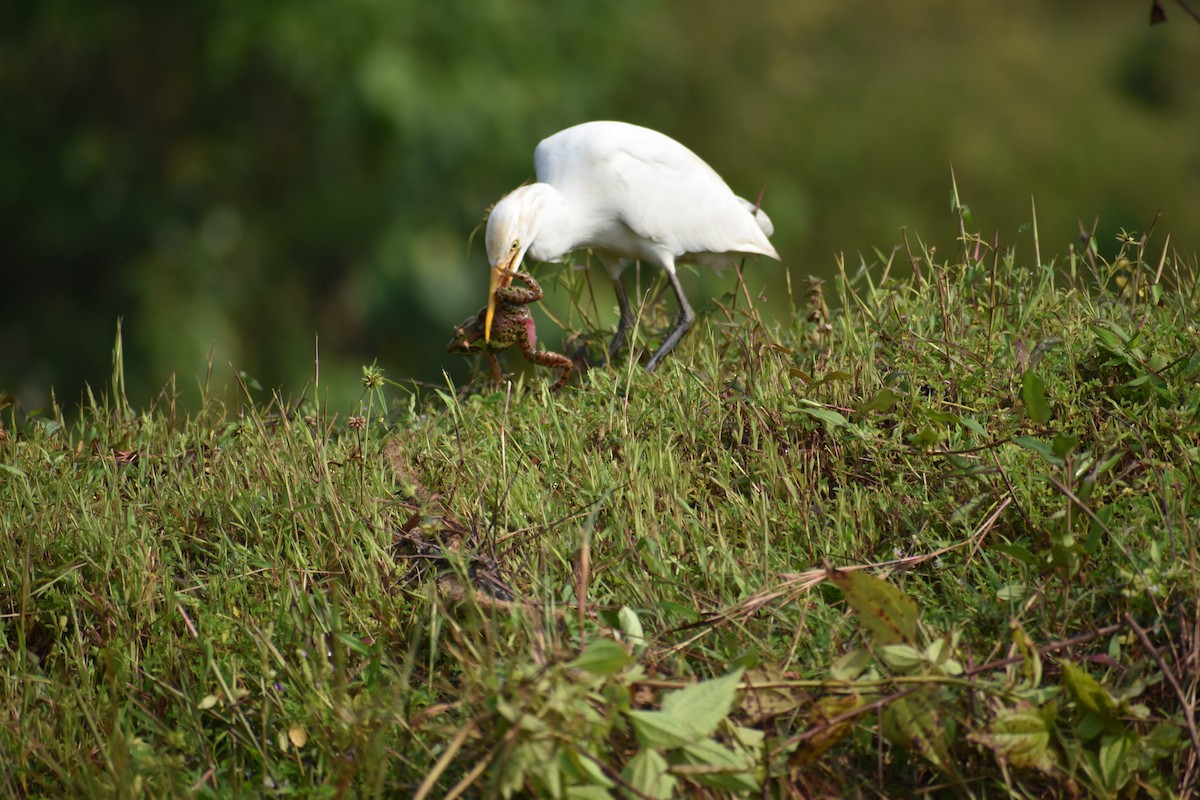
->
[
  {"left": 571, "top": 638, "right": 630, "bottom": 677},
  {"left": 828, "top": 568, "right": 918, "bottom": 645},
  {"left": 924, "top": 633, "right": 963, "bottom": 675},
  {"left": 1061, "top": 662, "right": 1116, "bottom": 718},
  {"left": 877, "top": 643, "right": 924, "bottom": 672},
  {"left": 625, "top": 709, "right": 695, "bottom": 749},
  {"left": 560, "top": 746, "right": 615, "bottom": 789},
  {"left": 1098, "top": 731, "right": 1136, "bottom": 791},
  {"left": 996, "top": 583, "right": 1028, "bottom": 602},
  {"left": 677, "top": 738, "right": 759, "bottom": 793},
  {"left": 858, "top": 388, "right": 901, "bottom": 414},
  {"left": 565, "top": 787, "right": 614, "bottom": 800},
  {"left": 994, "top": 542, "right": 1039, "bottom": 567},
  {"left": 1143, "top": 722, "right": 1184, "bottom": 758},
  {"left": 659, "top": 668, "right": 744, "bottom": 741},
  {"left": 830, "top": 648, "right": 872, "bottom": 681},
  {"left": 1021, "top": 370, "right": 1052, "bottom": 425},
  {"left": 622, "top": 749, "right": 675, "bottom": 799},
  {"left": 792, "top": 404, "right": 850, "bottom": 430},
  {"left": 1091, "top": 322, "right": 1129, "bottom": 351},
  {"left": 958, "top": 415, "right": 988, "bottom": 436}
]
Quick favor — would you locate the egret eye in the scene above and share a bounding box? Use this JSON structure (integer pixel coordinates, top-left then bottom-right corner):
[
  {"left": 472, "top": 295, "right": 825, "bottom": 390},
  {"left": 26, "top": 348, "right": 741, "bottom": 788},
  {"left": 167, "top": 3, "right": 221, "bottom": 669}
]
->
[{"left": 510, "top": 240, "right": 519, "bottom": 251}]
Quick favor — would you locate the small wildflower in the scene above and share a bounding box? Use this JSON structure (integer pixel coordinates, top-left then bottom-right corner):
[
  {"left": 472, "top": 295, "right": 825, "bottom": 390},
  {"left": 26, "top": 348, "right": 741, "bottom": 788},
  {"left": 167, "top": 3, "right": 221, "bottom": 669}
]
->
[
  {"left": 348, "top": 415, "right": 367, "bottom": 431},
  {"left": 362, "top": 364, "right": 385, "bottom": 389}
]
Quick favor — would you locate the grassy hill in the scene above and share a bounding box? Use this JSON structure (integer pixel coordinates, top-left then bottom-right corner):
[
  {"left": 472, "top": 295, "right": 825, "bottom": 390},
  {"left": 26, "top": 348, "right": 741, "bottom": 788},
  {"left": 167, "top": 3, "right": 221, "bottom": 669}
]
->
[{"left": 2, "top": 220, "right": 1199, "bottom": 797}]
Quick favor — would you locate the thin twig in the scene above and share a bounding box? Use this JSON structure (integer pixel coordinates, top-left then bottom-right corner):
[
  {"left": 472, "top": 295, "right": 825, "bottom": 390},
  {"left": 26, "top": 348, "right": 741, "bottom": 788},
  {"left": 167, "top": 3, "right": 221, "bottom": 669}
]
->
[{"left": 1124, "top": 613, "right": 1200, "bottom": 788}]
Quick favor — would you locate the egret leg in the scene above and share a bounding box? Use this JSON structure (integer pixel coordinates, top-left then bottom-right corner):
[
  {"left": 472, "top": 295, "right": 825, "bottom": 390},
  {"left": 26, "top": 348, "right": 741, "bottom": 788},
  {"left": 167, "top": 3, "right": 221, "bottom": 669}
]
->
[
  {"left": 606, "top": 277, "right": 637, "bottom": 363},
  {"left": 644, "top": 270, "right": 695, "bottom": 373}
]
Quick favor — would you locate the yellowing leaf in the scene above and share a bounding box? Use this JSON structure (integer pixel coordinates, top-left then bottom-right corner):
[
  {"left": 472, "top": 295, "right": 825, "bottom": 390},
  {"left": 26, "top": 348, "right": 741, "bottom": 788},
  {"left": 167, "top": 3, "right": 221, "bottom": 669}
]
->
[
  {"left": 828, "top": 568, "right": 918, "bottom": 645},
  {"left": 881, "top": 690, "right": 952, "bottom": 772},
  {"left": 970, "top": 705, "right": 1056, "bottom": 773},
  {"left": 792, "top": 694, "right": 862, "bottom": 766},
  {"left": 288, "top": 724, "right": 308, "bottom": 749}
]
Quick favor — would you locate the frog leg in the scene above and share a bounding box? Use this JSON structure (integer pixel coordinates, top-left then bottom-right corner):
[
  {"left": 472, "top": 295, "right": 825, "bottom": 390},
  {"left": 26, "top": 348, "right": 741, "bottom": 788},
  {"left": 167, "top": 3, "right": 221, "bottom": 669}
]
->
[
  {"left": 494, "top": 270, "right": 544, "bottom": 306},
  {"left": 485, "top": 352, "right": 504, "bottom": 385},
  {"left": 515, "top": 320, "right": 573, "bottom": 391}
]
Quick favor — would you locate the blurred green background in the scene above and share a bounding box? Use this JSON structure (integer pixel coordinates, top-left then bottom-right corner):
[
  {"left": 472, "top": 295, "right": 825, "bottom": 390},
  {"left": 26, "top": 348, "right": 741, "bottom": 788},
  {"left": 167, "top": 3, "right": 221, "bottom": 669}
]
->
[{"left": 3, "top": 1, "right": 1198, "bottom": 414}]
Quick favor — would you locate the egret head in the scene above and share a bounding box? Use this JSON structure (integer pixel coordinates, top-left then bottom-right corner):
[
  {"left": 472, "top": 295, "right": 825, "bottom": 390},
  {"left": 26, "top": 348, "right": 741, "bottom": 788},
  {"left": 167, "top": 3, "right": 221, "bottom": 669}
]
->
[{"left": 483, "top": 184, "right": 569, "bottom": 340}]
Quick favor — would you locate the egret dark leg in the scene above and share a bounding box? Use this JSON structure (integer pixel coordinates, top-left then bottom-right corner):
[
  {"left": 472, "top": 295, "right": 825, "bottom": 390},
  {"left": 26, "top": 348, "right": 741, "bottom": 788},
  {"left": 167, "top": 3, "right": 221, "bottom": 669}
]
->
[
  {"left": 645, "top": 270, "right": 695, "bottom": 373},
  {"left": 606, "top": 277, "right": 637, "bottom": 363}
]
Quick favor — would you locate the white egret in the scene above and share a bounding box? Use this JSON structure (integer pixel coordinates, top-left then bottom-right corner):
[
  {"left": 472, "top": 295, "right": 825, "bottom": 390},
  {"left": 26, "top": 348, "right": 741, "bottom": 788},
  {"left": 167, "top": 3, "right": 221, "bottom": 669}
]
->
[{"left": 484, "top": 120, "right": 779, "bottom": 372}]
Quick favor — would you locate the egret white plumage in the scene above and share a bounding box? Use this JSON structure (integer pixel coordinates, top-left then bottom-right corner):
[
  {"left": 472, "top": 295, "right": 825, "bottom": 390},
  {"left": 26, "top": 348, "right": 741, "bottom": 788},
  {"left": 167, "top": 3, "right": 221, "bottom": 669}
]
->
[{"left": 484, "top": 120, "right": 779, "bottom": 372}]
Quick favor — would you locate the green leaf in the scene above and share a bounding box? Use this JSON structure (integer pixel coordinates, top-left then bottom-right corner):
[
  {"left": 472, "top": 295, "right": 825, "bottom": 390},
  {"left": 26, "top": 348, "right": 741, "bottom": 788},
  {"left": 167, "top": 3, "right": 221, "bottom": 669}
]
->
[
  {"left": 1021, "top": 370, "right": 1052, "bottom": 425},
  {"left": 622, "top": 749, "right": 675, "bottom": 799},
  {"left": 1014, "top": 435, "right": 1063, "bottom": 466},
  {"left": 830, "top": 648, "right": 872, "bottom": 681},
  {"left": 792, "top": 403, "right": 850, "bottom": 430},
  {"left": 877, "top": 643, "right": 924, "bottom": 672},
  {"left": 1098, "top": 731, "right": 1136, "bottom": 791},
  {"left": 909, "top": 424, "right": 940, "bottom": 448},
  {"left": 958, "top": 415, "right": 987, "bottom": 436},
  {"left": 1061, "top": 662, "right": 1116, "bottom": 718},
  {"left": 1091, "top": 322, "right": 1129, "bottom": 352},
  {"left": 659, "top": 668, "right": 744, "bottom": 740},
  {"left": 828, "top": 568, "right": 918, "bottom": 645},
  {"left": 560, "top": 746, "right": 615, "bottom": 789},
  {"left": 858, "top": 388, "right": 901, "bottom": 414},
  {"left": 625, "top": 710, "right": 695, "bottom": 749},
  {"left": 677, "top": 739, "right": 759, "bottom": 793},
  {"left": 571, "top": 639, "right": 631, "bottom": 677},
  {"left": 0, "top": 463, "right": 27, "bottom": 479},
  {"left": 1051, "top": 432, "right": 1079, "bottom": 459},
  {"left": 812, "top": 371, "right": 853, "bottom": 387},
  {"left": 994, "top": 542, "right": 1039, "bottom": 567},
  {"left": 565, "top": 787, "right": 614, "bottom": 800},
  {"left": 996, "top": 583, "right": 1028, "bottom": 602}
]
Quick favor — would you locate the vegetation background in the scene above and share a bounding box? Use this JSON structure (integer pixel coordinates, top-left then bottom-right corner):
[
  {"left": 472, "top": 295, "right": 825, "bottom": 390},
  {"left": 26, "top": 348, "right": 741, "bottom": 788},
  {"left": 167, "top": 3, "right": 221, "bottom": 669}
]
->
[{"left": 2, "top": 0, "right": 1198, "bottom": 412}]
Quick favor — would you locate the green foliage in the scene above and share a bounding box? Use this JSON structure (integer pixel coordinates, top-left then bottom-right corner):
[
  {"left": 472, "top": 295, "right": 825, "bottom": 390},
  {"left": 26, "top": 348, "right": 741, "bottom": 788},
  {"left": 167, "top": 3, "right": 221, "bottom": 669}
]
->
[{"left": 1, "top": 214, "right": 1198, "bottom": 797}]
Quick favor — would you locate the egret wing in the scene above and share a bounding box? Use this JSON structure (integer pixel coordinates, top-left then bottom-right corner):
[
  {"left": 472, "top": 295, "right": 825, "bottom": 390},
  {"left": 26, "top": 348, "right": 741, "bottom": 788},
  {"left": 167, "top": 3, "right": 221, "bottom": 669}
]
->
[{"left": 534, "top": 121, "right": 777, "bottom": 263}]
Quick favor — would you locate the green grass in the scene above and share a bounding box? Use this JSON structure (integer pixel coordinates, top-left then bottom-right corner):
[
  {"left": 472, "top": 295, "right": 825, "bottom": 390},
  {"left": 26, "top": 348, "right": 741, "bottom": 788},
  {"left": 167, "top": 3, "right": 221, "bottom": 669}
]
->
[{"left": 2, "top": 217, "right": 1199, "bottom": 798}]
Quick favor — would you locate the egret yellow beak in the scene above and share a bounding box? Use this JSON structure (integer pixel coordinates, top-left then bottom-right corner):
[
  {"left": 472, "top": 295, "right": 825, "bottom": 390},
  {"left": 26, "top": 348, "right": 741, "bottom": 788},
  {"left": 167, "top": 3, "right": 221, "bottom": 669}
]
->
[
  {"left": 484, "top": 265, "right": 501, "bottom": 342},
  {"left": 484, "top": 255, "right": 518, "bottom": 342}
]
